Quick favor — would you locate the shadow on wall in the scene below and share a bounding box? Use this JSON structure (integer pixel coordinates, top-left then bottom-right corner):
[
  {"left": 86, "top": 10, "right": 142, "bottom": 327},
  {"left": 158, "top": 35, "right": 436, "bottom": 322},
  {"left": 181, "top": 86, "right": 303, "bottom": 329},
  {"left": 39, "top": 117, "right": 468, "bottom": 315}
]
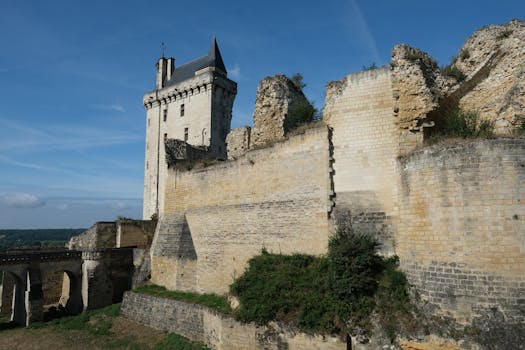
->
[{"left": 333, "top": 192, "right": 395, "bottom": 256}]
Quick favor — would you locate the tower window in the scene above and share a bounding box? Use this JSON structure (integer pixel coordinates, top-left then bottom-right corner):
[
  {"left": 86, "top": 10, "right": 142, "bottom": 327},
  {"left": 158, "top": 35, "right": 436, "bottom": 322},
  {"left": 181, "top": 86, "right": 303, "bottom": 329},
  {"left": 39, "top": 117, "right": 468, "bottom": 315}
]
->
[
  {"left": 164, "top": 133, "right": 167, "bottom": 142},
  {"left": 147, "top": 118, "right": 150, "bottom": 127},
  {"left": 180, "top": 104, "right": 185, "bottom": 117},
  {"left": 184, "top": 128, "right": 189, "bottom": 142},
  {"left": 163, "top": 109, "right": 167, "bottom": 122}
]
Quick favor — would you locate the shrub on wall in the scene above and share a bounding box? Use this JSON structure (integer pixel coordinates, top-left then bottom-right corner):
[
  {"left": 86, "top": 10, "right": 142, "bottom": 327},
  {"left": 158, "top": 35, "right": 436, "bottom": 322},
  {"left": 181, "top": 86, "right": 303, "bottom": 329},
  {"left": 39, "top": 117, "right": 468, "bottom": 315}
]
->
[
  {"left": 284, "top": 101, "right": 317, "bottom": 132},
  {"left": 230, "top": 226, "right": 415, "bottom": 338},
  {"left": 427, "top": 106, "right": 495, "bottom": 144}
]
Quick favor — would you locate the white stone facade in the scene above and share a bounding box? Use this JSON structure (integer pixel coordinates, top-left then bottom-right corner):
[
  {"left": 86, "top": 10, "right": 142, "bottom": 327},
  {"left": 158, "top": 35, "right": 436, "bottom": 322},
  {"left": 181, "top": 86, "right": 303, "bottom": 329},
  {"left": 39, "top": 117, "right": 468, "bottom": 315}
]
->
[{"left": 142, "top": 42, "right": 237, "bottom": 219}]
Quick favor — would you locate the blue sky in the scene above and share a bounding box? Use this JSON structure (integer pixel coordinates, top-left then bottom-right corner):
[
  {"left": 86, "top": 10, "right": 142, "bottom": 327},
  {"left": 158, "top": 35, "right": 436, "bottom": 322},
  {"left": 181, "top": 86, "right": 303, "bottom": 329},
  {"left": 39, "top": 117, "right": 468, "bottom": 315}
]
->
[{"left": 0, "top": 0, "right": 523, "bottom": 228}]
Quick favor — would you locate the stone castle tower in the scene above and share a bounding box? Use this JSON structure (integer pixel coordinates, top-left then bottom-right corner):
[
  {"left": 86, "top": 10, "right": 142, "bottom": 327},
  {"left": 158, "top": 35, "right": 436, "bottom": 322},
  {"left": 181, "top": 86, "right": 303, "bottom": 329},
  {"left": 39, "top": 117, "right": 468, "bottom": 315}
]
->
[{"left": 142, "top": 38, "right": 237, "bottom": 219}]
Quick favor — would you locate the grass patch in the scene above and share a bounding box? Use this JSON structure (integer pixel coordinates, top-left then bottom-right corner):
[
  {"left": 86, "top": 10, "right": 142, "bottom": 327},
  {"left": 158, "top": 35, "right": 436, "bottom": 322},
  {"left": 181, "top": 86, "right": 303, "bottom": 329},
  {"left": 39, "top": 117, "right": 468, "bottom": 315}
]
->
[
  {"left": 154, "top": 333, "right": 210, "bottom": 350},
  {"left": 441, "top": 64, "right": 467, "bottom": 82},
  {"left": 134, "top": 284, "right": 231, "bottom": 315},
  {"left": 30, "top": 303, "right": 122, "bottom": 335},
  {"left": 426, "top": 107, "right": 494, "bottom": 144},
  {"left": 459, "top": 48, "right": 470, "bottom": 60},
  {"left": 230, "top": 225, "right": 416, "bottom": 339}
]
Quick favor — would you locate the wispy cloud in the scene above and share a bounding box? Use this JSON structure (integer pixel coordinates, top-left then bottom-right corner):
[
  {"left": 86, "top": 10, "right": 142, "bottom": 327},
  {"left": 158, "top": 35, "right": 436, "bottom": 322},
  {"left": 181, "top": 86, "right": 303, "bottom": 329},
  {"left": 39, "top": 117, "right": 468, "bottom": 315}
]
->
[
  {"left": 0, "top": 118, "right": 142, "bottom": 153},
  {"left": 57, "top": 203, "right": 69, "bottom": 210},
  {"left": 92, "top": 104, "right": 126, "bottom": 112},
  {"left": 345, "top": 0, "right": 381, "bottom": 64},
  {"left": 229, "top": 63, "right": 241, "bottom": 79},
  {"left": 1, "top": 193, "right": 46, "bottom": 208},
  {"left": 0, "top": 155, "right": 63, "bottom": 172}
]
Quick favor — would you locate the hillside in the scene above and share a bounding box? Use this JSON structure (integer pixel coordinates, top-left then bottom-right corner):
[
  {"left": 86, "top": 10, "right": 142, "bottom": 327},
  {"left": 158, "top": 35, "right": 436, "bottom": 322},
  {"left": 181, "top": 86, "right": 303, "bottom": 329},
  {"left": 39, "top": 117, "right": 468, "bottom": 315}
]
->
[{"left": 0, "top": 229, "right": 85, "bottom": 252}]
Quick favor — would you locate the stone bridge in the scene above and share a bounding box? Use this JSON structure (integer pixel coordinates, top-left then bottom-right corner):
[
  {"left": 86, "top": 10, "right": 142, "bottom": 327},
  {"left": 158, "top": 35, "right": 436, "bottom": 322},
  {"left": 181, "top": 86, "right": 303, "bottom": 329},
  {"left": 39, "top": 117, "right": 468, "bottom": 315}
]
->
[{"left": 0, "top": 248, "right": 134, "bottom": 326}]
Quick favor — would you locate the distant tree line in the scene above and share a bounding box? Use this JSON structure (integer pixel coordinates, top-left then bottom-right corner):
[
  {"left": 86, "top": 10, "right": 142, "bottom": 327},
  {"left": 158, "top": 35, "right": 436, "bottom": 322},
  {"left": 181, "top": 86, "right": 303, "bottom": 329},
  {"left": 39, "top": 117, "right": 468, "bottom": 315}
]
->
[{"left": 0, "top": 228, "right": 85, "bottom": 252}]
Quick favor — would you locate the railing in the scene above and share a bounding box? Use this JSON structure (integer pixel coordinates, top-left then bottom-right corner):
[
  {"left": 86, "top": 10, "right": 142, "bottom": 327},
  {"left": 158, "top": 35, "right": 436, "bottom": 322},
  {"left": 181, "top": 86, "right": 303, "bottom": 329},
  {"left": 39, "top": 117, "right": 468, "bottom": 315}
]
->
[
  {"left": 0, "top": 247, "right": 135, "bottom": 265},
  {"left": 0, "top": 250, "right": 82, "bottom": 265}
]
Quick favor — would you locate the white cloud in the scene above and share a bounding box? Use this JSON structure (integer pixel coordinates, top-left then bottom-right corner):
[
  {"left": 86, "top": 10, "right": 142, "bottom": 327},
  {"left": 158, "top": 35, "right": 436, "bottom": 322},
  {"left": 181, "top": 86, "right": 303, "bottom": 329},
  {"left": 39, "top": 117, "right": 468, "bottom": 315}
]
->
[
  {"left": 93, "top": 104, "right": 125, "bottom": 112},
  {"left": 1, "top": 193, "right": 46, "bottom": 208},
  {"left": 229, "top": 64, "right": 241, "bottom": 79},
  {"left": 57, "top": 203, "right": 69, "bottom": 210},
  {"left": 109, "top": 201, "right": 130, "bottom": 210}
]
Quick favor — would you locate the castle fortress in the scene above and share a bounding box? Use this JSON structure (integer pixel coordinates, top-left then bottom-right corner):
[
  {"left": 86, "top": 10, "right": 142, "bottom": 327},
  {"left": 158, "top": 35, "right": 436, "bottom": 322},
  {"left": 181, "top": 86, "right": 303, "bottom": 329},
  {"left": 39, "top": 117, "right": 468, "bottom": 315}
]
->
[{"left": 139, "top": 22, "right": 524, "bottom": 347}]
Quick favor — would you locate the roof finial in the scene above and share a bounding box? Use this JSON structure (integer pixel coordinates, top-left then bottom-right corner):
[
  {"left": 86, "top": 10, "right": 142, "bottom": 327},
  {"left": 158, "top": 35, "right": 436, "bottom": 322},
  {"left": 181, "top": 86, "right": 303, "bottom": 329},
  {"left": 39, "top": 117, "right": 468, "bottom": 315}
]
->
[{"left": 161, "top": 41, "right": 166, "bottom": 58}]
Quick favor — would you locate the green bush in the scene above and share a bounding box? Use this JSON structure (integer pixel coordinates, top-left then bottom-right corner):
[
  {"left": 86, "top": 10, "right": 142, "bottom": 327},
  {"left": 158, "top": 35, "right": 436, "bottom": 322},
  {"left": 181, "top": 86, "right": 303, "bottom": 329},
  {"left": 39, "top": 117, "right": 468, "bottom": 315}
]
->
[
  {"left": 230, "top": 228, "right": 415, "bottom": 337},
  {"left": 284, "top": 100, "right": 317, "bottom": 132},
  {"left": 441, "top": 108, "right": 494, "bottom": 139},
  {"left": 328, "top": 230, "right": 384, "bottom": 301}
]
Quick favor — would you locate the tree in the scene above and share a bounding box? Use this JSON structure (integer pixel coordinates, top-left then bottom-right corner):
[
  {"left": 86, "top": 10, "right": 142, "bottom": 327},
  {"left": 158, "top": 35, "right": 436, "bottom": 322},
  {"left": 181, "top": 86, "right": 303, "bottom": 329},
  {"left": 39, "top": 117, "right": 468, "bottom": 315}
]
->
[{"left": 291, "top": 73, "right": 306, "bottom": 90}]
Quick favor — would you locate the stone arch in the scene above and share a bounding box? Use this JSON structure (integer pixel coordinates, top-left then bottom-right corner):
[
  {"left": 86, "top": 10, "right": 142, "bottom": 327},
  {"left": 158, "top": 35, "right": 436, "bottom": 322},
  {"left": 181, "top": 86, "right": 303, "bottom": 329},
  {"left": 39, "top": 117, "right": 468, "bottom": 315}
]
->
[
  {"left": 0, "top": 269, "right": 26, "bottom": 326},
  {"left": 40, "top": 261, "right": 83, "bottom": 320},
  {"left": 62, "top": 270, "right": 82, "bottom": 316}
]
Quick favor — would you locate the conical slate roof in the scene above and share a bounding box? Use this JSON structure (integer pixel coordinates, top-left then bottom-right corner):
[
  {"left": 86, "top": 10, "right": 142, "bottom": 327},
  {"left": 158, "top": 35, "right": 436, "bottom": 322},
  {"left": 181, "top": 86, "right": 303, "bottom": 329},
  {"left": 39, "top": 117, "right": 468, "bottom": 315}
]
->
[{"left": 166, "top": 37, "right": 227, "bottom": 86}]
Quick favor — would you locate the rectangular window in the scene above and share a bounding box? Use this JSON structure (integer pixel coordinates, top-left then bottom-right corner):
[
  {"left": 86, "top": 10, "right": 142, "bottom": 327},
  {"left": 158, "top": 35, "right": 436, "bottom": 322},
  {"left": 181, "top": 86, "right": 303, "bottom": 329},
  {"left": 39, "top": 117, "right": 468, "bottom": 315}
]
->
[
  {"left": 184, "top": 128, "right": 189, "bottom": 142},
  {"left": 163, "top": 109, "right": 167, "bottom": 122},
  {"left": 180, "top": 104, "right": 185, "bottom": 117},
  {"left": 164, "top": 133, "right": 167, "bottom": 142},
  {"left": 147, "top": 118, "right": 150, "bottom": 127}
]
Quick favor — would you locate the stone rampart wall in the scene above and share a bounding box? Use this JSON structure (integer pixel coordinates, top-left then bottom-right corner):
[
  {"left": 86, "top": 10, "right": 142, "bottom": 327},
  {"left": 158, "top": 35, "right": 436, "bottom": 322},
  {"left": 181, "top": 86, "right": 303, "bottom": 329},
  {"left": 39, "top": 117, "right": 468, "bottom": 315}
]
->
[
  {"left": 323, "top": 68, "right": 398, "bottom": 254},
  {"left": 151, "top": 125, "right": 332, "bottom": 294},
  {"left": 121, "top": 291, "right": 347, "bottom": 350},
  {"left": 398, "top": 138, "right": 525, "bottom": 323}
]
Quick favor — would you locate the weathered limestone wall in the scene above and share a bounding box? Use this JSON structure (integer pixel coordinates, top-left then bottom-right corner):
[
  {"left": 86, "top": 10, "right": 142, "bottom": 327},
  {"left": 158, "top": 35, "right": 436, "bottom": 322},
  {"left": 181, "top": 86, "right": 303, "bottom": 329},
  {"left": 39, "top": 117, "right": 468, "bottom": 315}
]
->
[
  {"left": 68, "top": 222, "right": 116, "bottom": 250},
  {"left": 398, "top": 138, "right": 525, "bottom": 324},
  {"left": 151, "top": 125, "right": 332, "bottom": 294},
  {"left": 251, "top": 75, "right": 310, "bottom": 147},
  {"left": 323, "top": 68, "right": 398, "bottom": 254},
  {"left": 116, "top": 219, "right": 156, "bottom": 249},
  {"left": 121, "top": 291, "right": 348, "bottom": 350},
  {"left": 226, "top": 126, "right": 251, "bottom": 159}
]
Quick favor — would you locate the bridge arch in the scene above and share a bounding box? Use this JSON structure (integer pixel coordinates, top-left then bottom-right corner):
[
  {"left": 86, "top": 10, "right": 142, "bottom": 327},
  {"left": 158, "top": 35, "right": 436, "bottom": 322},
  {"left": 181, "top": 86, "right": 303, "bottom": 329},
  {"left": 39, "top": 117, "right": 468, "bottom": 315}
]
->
[{"left": 0, "top": 268, "right": 27, "bottom": 326}]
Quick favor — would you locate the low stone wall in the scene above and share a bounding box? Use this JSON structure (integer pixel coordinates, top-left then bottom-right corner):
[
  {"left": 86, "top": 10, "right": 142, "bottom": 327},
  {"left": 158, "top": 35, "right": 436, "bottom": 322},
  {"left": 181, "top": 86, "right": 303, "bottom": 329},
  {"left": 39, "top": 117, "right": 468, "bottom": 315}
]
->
[{"left": 121, "top": 291, "right": 347, "bottom": 350}]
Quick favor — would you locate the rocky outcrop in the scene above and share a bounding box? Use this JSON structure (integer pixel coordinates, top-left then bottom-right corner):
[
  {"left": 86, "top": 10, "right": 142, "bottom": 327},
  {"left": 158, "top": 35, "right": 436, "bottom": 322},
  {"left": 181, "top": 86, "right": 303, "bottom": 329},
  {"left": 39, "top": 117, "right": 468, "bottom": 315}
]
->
[
  {"left": 391, "top": 44, "right": 450, "bottom": 132},
  {"left": 453, "top": 19, "right": 525, "bottom": 133},
  {"left": 251, "top": 75, "right": 310, "bottom": 147},
  {"left": 226, "top": 126, "right": 251, "bottom": 159}
]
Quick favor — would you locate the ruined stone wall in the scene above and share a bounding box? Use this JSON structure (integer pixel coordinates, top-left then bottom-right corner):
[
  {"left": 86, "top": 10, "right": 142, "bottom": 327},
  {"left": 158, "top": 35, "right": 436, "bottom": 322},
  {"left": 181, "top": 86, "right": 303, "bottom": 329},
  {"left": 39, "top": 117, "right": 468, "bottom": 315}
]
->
[
  {"left": 68, "top": 222, "right": 116, "bottom": 250},
  {"left": 116, "top": 220, "right": 156, "bottom": 249},
  {"left": 226, "top": 126, "right": 251, "bottom": 159},
  {"left": 323, "top": 68, "right": 398, "bottom": 254},
  {"left": 122, "top": 291, "right": 348, "bottom": 350},
  {"left": 398, "top": 138, "right": 525, "bottom": 324},
  {"left": 151, "top": 125, "right": 332, "bottom": 294},
  {"left": 251, "top": 75, "right": 310, "bottom": 147}
]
